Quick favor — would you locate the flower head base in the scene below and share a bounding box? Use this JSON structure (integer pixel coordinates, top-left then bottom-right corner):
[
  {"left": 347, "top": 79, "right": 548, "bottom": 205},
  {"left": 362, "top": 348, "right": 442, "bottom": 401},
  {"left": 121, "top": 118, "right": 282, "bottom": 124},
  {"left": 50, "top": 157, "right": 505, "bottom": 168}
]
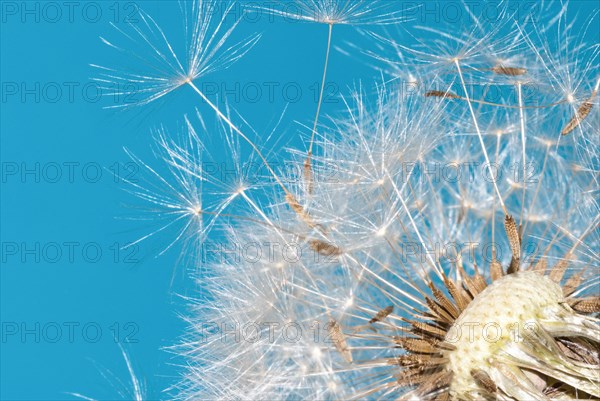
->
[{"left": 445, "top": 271, "right": 598, "bottom": 400}]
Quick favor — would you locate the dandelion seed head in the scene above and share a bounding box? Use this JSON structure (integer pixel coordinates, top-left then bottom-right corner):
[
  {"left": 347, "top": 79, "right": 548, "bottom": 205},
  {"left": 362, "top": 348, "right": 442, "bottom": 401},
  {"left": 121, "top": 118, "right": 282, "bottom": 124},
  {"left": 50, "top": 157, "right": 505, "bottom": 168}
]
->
[{"left": 101, "top": 1, "right": 600, "bottom": 399}]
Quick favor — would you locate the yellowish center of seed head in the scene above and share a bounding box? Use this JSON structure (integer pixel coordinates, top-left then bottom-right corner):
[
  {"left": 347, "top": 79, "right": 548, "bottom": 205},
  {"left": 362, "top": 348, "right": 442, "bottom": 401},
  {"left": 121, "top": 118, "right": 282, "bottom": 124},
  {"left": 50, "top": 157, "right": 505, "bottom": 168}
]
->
[{"left": 444, "top": 271, "right": 563, "bottom": 397}]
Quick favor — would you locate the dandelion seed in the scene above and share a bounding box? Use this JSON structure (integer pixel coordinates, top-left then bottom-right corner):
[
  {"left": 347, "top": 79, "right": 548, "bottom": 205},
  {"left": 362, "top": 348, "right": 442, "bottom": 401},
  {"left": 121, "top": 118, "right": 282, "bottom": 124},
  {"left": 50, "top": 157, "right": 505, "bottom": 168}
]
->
[
  {"left": 504, "top": 214, "right": 521, "bottom": 272},
  {"left": 491, "top": 65, "right": 528, "bottom": 76},
  {"left": 94, "top": 0, "right": 260, "bottom": 107},
  {"left": 98, "top": 0, "right": 339, "bottom": 236},
  {"left": 260, "top": 1, "right": 413, "bottom": 196},
  {"left": 285, "top": 193, "right": 325, "bottom": 231},
  {"left": 328, "top": 319, "right": 352, "bottom": 363},
  {"left": 490, "top": 258, "right": 505, "bottom": 280},
  {"left": 470, "top": 369, "right": 497, "bottom": 394},
  {"left": 570, "top": 297, "right": 600, "bottom": 313},
  {"left": 368, "top": 305, "right": 393, "bottom": 324},
  {"left": 561, "top": 89, "right": 597, "bottom": 135},
  {"left": 424, "top": 90, "right": 460, "bottom": 99},
  {"left": 303, "top": 153, "right": 314, "bottom": 194},
  {"left": 308, "top": 239, "right": 342, "bottom": 257}
]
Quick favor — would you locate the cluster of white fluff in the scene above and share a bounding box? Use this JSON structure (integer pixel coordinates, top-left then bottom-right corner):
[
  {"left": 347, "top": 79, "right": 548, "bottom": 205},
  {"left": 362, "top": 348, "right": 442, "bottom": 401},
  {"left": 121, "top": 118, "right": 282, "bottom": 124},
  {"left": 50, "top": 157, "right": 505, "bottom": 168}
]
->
[{"left": 93, "top": 1, "right": 598, "bottom": 400}]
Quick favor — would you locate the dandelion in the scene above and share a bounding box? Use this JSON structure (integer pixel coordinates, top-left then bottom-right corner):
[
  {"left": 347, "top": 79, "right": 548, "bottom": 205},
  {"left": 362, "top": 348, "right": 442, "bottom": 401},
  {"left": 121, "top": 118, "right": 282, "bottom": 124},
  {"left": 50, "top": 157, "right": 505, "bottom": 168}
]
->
[
  {"left": 258, "top": 1, "right": 413, "bottom": 194},
  {"left": 167, "top": 3, "right": 598, "bottom": 399},
  {"left": 94, "top": 0, "right": 599, "bottom": 400},
  {"left": 119, "top": 115, "right": 211, "bottom": 259},
  {"left": 172, "top": 79, "right": 599, "bottom": 399}
]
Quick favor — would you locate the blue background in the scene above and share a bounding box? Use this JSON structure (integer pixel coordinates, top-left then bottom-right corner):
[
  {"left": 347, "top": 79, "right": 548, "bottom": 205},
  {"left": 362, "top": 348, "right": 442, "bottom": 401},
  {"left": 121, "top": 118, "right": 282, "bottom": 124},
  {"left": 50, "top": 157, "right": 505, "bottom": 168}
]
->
[{"left": 1, "top": 1, "right": 597, "bottom": 400}]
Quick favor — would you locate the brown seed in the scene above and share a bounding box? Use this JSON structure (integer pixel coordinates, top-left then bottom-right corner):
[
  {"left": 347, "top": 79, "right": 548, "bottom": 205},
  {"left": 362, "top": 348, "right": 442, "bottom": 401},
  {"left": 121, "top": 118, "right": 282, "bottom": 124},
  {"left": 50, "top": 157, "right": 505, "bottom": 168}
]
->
[
  {"left": 416, "top": 371, "right": 453, "bottom": 396},
  {"left": 490, "top": 258, "right": 504, "bottom": 281},
  {"left": 403, "top": 354, "right": 448, "bottom": 367},
  {"left": 549, "top": 254, "right": 571, "bottom": 283},
  {"left": 328, "top": 319, "right": 352, "bottom": 363},
  {"left": 394, "top": 337, "right": 438, "bottom": 354},
  {"left": 424, "top": 90, "right": 460, "bottom": 99},
  {"left": 472, "top": 273, "right": 488, "bottom": 293},
  {"left": 397, "top": 368, "right": 430, "bottom": 386},
  {"left": 532, "top": 258, "right": 548, "bottom": 274},
  {"left": 285, "top": 193, "right": 326, "bottom": 232},
  {"left": 464, "top": 274, "right": 487, "bottom": 298},
  {"left": 562, "top": 270, "right": 583, "bottom": 297},
  {"left": 491, "top": 65, "right": 527, "bottom": 76},
  {"left": 561, "top": 91, "right": 596, "bottom": 135},
  {"left": 390, "top": 354, "right": 420, "bottom": 367},
  {"left": 369, "top": 306, "right": 394, "bottom": 324},
  {"left": 425, "top": 297, "right": 455, "bottom": 324},
  {"left": 471, "top": 369, "right": 497, "bottom": 394},
  {"left": 507, "top": 257, "right": 520, "bottom": 274},
  {"left": 286, "top": 193, "right": 304, "bottom": 214},
  {"left": 504, "top": 215, "right": 521, "bottom": 258},
  {"left": 308, "top": 239, "right": 342, "bottom": 256},
  {"left": 429, "top": 283, "right": 460, "bottom": 319},
  {"left": 558, "top": 338, "right": 600, "bottom": 365},
  {"left": 303, "top": 154, "right": 314, "bottom": 195},
  {"left": 443, "top": 277, "right": 470, "bottom": 312},
  {"left": 570, "top": 297, "right": 600, "bottom": 313},
  {"left": 408, "top": 320, "right": 447, "bottom": 338}
]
